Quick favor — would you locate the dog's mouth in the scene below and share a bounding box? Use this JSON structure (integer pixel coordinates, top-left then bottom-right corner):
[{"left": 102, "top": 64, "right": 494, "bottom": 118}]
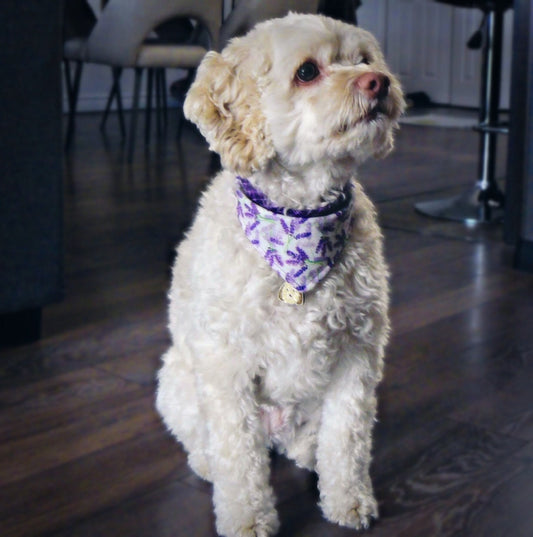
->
[
  {"left": 365, "top": 107, "right": 381, "bottom": 122},
  {"left": 336, "top": 105, "right": 386, "bottom": 135}
]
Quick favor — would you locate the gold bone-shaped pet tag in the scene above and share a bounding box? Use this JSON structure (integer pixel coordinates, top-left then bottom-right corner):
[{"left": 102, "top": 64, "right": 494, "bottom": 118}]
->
[{"left": 278, "top": 282, "right": 305, "bottom": 305}]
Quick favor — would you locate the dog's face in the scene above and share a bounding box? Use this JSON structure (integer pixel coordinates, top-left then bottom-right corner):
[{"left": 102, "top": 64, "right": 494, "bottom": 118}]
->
[{"left": 184, "top": 13, "right": 405, "bottom": 176}]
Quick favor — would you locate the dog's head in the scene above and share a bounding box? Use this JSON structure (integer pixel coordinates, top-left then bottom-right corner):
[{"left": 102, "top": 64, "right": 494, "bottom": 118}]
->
[{"left": 184, "top": 13, "right": 405, "bottom": 176}]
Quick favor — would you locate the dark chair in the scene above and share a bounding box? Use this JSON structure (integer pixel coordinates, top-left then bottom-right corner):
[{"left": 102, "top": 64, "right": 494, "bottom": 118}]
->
[
  {"left": 415, "top": 0, "right": 513, "bottom": 224},
  {"left": 1, "top": 1, "right": 63, "bottom": 344}
]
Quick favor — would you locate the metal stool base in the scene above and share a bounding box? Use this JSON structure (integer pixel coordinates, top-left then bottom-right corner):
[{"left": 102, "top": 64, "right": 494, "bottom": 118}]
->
[
  {"left": 414, "top": 6, "right": 509, "bottom": 226},
  {"left": 415, "top": 183, "right": 504, "bottom": 224}
]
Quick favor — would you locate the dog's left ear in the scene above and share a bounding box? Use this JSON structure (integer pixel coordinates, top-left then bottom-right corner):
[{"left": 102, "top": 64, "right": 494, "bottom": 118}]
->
[{"left": 184, "top": 37, "right": 275, "bottom": 176}]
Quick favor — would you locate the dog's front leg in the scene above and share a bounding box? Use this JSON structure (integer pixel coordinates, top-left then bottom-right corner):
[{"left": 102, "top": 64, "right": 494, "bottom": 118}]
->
[
  {"left": 201, "top": 371, "right": 279, "bottom": 537},
  {"left": 316, "top": 356, "right": 380, "bottom": 531}
]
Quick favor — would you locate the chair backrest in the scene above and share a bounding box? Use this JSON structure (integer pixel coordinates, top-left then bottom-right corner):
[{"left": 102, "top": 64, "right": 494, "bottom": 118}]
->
[
  {"left": 63, "top": 0, "right": 97, "bottom": 40},
  {"left": 219, "top": 0, "right": 320, "bottom": 49},
  {"left": 317, "top": 0, "right": 360, "bottom": 24},
  {"left": 86, "top": 0, "right": 222, "bottom": 66}
]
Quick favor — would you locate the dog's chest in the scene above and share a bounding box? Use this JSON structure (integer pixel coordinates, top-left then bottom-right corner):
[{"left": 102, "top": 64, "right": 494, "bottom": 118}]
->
[
  {"left": 257, "top": 346, "right": 334, "bottom": 404},
  {"left": 237, "top": 290, "right": 349, "bottom": 404},
  {"left": 226, "top": 230, "right": 363, "bottom": 403}
]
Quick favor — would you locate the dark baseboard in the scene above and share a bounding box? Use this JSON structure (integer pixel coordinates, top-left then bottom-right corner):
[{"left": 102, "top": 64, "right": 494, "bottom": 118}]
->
[
  {"left": 0, "top": 308, "right": 42, "bottom": 348},
  {"left": 514, "top": 239, "right": 533, "bottom": 273}
]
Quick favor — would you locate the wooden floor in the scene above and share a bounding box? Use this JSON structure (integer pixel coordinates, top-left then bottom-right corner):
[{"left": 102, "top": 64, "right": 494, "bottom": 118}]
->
[{"left": 1, "top": 111, "right": 533, "bottom": 537}]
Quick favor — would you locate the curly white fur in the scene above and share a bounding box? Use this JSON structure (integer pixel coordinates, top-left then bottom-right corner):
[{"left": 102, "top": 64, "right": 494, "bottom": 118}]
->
[{"left": 156, "top": 13, "right": 405, "bottom": 537}]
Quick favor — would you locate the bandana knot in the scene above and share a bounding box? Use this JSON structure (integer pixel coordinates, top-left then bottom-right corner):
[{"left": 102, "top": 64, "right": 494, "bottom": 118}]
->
[{"left": 236, "top": 177, "right": 354, "bottom": 293}]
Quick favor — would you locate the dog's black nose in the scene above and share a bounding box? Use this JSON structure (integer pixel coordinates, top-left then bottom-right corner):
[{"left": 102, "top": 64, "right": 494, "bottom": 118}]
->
[{"left": 355, "top": 73, "right": 390, "bottom": 100}]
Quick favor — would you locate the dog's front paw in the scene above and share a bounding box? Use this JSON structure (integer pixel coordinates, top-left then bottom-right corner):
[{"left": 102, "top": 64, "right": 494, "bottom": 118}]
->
[
  {"left": 237, "top": 522, "right": 277, "bottom": 537},
  {"left": 320, "top": 489, "right": 378, "bottom": 531},
  {"left": 215, "top": 505, "right": 279, "bottom": 537}
]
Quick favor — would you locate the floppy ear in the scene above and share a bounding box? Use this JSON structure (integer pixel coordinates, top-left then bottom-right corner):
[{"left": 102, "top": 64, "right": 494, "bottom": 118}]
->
[{"left": 184, "top": 44, "right": 275, "bottom": 176}]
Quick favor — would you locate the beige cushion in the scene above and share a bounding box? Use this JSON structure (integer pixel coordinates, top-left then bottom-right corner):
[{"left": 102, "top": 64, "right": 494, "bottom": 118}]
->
[{"left": 136, "top": 44, "right": 207, "bottom": 69}]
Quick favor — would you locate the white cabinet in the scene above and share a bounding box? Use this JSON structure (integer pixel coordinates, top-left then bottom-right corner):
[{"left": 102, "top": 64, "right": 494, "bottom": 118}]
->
[
  {"left": 386, "top": 0, "right": 453, "bottom": 104},
  {"left": 449, "top": 7, "right": 483, "bottom": 106},
  {"left": 357, "top": 0, "right": 513, "bottom": 108},
  {"left": 449, "top": 7, "right": 514, "bottom": 107}
]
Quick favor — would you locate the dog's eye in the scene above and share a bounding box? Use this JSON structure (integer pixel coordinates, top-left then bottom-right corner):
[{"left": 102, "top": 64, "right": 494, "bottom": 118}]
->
[
  {"left": 359, "top": 56, "right": 370, "bottom": 65},
  {"left": 295, "top": 61, "right": 320, "bottom": 83}
]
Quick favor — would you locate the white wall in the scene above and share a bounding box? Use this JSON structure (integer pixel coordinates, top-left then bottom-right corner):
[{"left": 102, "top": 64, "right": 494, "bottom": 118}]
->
[{"left": 357, "top": 0, "right": 513, "bottom": 108}]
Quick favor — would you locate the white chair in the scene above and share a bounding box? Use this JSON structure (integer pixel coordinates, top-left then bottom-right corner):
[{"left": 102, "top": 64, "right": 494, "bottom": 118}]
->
[
  {"left": 64, "top": 0, "right": 222, "bottom": 161},
  {"left": 219, "top": 0, "right": 320, "bottom": 48}
]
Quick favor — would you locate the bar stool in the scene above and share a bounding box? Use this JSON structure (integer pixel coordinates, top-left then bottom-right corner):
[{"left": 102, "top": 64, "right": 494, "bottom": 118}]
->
[{"left": 415, "top": 0, "right": 513, "bottom": 224}]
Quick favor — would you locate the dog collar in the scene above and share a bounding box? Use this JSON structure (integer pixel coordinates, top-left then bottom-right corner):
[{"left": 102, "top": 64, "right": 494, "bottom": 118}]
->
[{"left": 236, "top": 176, "right": 353, "bottom": 304}]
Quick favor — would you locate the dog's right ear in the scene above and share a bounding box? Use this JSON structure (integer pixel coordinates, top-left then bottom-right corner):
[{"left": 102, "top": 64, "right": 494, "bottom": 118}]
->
[{"left": 184, "top": 46, "right": 275, "bottom": 176}]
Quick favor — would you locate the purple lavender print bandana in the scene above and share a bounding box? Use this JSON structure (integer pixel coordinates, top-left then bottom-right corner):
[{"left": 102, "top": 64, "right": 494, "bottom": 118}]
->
[{"left": 236, "top": 177, "right": 354, "bottom": 293}]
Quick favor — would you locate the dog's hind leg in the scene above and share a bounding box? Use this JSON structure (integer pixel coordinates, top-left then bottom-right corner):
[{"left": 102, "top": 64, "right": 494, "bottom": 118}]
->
[
  {"left": 156, "top": 346, "right": 211, "bottom": 481},
  {"left": 282, "top": 408, "right": 321, "bottom": 471}
]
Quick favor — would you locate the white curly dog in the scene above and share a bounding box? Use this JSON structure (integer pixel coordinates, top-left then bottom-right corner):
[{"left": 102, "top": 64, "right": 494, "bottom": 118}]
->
[{"left": 156, "top": 13, "right": 405, "bottom": 537}]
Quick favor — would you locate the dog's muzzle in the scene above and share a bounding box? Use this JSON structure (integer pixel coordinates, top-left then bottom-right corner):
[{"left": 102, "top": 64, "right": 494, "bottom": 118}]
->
[{"left": 355, "top": 72, "right": 390, "bottom": 101}]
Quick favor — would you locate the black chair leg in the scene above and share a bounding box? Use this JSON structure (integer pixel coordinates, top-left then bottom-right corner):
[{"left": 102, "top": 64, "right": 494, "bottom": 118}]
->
[
  {"left": 155, "top": 69, "right": 162, "bottom": 138},
  {"left": 160, "top": 68, "right": 168, "bottom": 133},
  {"left": 64, "top": 59, "right": 73, "bottom": 104},
  {"left": 101, "top": 67, "right": 117, "bottom": 132},
  {"left": 176, "top": 106, "right": 185, "bottom": 141},
  {"left": 145, "top": 68, "right": 154, "bottom": 146},
  {"left": 101, "top": 67, "right": 125, "bottom": 139},
  {"left": 128, "top": 67, "right": 143, "bottom": 163},
  {"left": 114, "top": 68, "right": 126, "bottom": 139},
  {"left": 64, "top": 59, "right": 83, "bottom": 150},
  {"left": 155, "top": 68, "right": 168, "bottom": 138},
  {"left": 174, "top": 68, "right": 194, "bottom": 141}
]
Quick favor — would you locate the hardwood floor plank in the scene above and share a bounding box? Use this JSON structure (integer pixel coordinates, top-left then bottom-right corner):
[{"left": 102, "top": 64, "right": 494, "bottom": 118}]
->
[
  {"left": 0, "top": 383, "right": 159, "bottom": 485},
  {"left": 451, "top": 362, "right": 533, "bottom": 441},
  {"left": 274, "top": 420, "right": 526, "bottom": 537},
  {"left": 379, "top": 192, "right": 504, "bottom": 243},
  {"left": 464, "top": 443, "right": 533, "bottom": 537},
  {"left": 0, "top": 367, "right": 146, "bottom": 441},
  {"left": 0, "top": 430, "right": 187, "bottom": 537},
  {"left": 0, "top": 306, "right": 168, "bottom": 387},
  {"left": 390, "top": 256, "right": 532, "bottom": 336},
  {"left": 48, "top": 481, "right": 217, "bottom": 537},
  {"left": 95, "top": 348, "right": 162, "bottom": 387},
  {"left": 369, "top": 426, "right": 529, "bottom": 537},
  {"left": 388, "top": 285, "right": 533, "bottom": 366},
  {"left": 379, "top": 336, "right": 531, "bottom": 439},
  {"left": 360, "top": 123, "right": 507, "bottom": 204}
]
